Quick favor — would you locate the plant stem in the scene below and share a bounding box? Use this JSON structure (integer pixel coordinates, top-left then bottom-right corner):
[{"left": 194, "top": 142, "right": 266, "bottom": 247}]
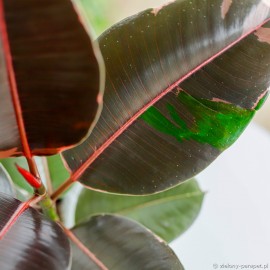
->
[
  {"left": 51, "top": 177, "right": 74, "bottom": 201},
  {"left": 26, "top": 156, "right": 60, "bottom": 221},
  {"left": 1, "top": 0, "right": 58, "bottom": 221},
  {"left": 0, "top": 195, "right": 42, "bottom": 240},
  {"left": 26, "top": 156, "right": 40, "bottom": 179},
  {"left": 41, "top": 157, "right": 53, "bottom": 195},
  {"left": 59, "top": 222, "right": 108, "bottom": 270},
  {"left": 39, "top": 191, "right": 60, "bottom": 221}
]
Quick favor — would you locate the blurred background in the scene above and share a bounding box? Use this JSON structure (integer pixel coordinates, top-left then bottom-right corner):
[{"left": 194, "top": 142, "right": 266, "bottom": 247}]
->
[{"left": 76, "top": 1, "right": 270, "bottom": 268}]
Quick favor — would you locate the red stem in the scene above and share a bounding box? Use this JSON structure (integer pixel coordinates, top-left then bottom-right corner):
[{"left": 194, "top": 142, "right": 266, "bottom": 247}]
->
[
  {"left": 61, "top": 225, "right": 109, "bottom": 270},
  {"left": 0, "top": 1, "right": 40, "bottom": 180},
  {"left": 51, "top": 177, "right": 73, "bottom": 201},
  {"left": 0, "top": 196, "right": 42, "bottom": 240}
]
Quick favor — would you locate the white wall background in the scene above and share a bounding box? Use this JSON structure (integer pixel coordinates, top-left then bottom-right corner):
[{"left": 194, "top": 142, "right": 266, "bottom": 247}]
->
[{"left": 171, "top": 123, "right": 270, "bottom": 268}]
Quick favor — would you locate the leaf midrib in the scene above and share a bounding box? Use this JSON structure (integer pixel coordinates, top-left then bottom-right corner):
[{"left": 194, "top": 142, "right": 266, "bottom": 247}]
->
[
  {"left": 117, "top": 191, "right": 203, "bottom": 215},
  {"left": 77, "top": 191, "right": 203, "bottom": 223},
  {"left": 71, "top": 16, "right": 270, "bottom": 182},
  {"left": 0, "top": 1, "right": 32, "bottom": 159}
]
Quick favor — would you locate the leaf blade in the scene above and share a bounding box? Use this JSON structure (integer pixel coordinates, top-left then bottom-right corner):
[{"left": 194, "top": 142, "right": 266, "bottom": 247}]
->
[
  {"left": 71, "top": 215, "right": 183, "bottom": 270},
  {"left": 0, "top": 164, "right": 15, "bottom": 196},
  {"left": 47, "top": 154, "right": 70, "bottom": 191},
  {"left": 0, "top": 157, "right": 32, "bottom": 193},
  {"left": 63, "top": 0, "right": 270, "bottom": 194},
  {"left": 0, "top": 192, "right": 71, "bottom": 270},
  {"left": 0, "top": 0, "right": 103, "bottom": 157},
  {"left": 74, "top": 179, "right": 204, "bottom": 242}
]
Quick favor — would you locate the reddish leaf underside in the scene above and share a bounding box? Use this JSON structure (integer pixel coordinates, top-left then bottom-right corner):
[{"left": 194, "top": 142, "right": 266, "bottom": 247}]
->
[{"left": 0, "top": 0, "right": 103, "bottom": 158}]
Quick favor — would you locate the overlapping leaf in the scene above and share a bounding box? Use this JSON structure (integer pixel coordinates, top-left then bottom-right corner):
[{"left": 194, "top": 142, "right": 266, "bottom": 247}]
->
[
  {"left": 46, "top": 154, "right": 70, "bottom": 191},
  {"left": 0, "top": 157, "right": 32, "bottom": 193},
  {"left": 62, "top": 0, "right": 270, "bottom": 194},
  {"left": 71, "top": 215, "right": 183, "bottom": 270},
  {"left": 74, "top": 179, "right": 204, "bottom": 242},
  {"left": 0, "top": 164, "right": 15, "bottom": 196},
  {"left": 0, "top": 0, "right": 103, "bottom": 158},
  {"left": 0, "top": 192, "right": 71, "bottom": 270}
]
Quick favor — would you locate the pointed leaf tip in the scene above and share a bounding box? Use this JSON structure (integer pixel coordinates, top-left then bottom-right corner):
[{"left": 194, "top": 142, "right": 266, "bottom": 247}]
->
[{"left": 15, "top": 164, "right": 41, "bottom": 189}]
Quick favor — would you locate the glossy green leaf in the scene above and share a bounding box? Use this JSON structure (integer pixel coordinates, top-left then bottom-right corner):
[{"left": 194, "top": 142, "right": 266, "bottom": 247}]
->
[
  {"left": 0, "top": 159, "right": 30, "bottom": 200},
  {"left": 0, "top": 0, "right": 103, "bottom": 158},
  {"left": 63, "top": 0, "right": 270, "bottom": 195},
  {"left": 0, "top": 164, "right": 15, "bottom": 196},
  {"left": 0, "top": 192, "right": 71, "bottom": 270},
  {"left": 47, "top": 154, "right": 70, "bottom": 191},
  {"left": 75, "top": 179, "right": 203, "bottom": 242},
  {"left": 71, "top": 215, "right": 183, "bottom": 270},
  {"left": 0, "top": 157, "right": 32, "bottom": 193}
]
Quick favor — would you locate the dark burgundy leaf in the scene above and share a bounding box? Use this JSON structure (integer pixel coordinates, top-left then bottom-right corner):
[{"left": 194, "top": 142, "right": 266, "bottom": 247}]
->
[
  {"left": 0, "top": 192, "right": 71, "bottom": 270},
  {"left": 62, "top": 0, "right": 270, "bottom": 194},
  {"left": 71, "top": 215, "right": 183, "bottom": 270},
  {"left": 0, "top": 0, "right": 103, "bottom": 158}
]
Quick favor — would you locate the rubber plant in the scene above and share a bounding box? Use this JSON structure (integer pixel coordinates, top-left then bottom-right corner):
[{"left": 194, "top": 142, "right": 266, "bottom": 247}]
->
[{"left": 0, "top": 0, "right": 270, "bottom": 269}]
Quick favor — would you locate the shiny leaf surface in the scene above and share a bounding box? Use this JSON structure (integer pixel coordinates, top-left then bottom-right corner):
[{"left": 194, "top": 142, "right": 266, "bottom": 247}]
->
[
  {"left": 0, "top": 157, "right": 32, "bottom": 193},
  {"left": 71, "top": 215, "right": 183, "bottom": 270},
  {"left": 47, "top": 154, "right": 70, "bottom": 191},
  {"left": 75, "top": 179, "right": 204, "bottom": 242},
  {"left": 0, "top": 0, "right": 103, "bottom": 157},
  {"left": 63, "top": 0, "right": 270, "bottom": 194},
  {"left": 0, "top": 164, "right": 15, "bottom": 196},
  {"left": 0, "top": 192, "right": 71, "bottom": 270}
]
